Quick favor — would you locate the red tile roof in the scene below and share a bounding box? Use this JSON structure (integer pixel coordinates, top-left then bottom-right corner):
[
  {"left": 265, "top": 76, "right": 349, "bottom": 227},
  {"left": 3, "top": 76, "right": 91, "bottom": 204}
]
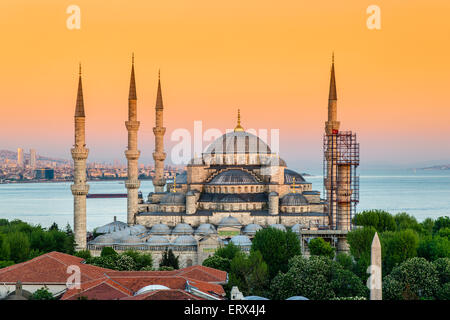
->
[
  {"left": 176, "top": 265, "right": 228, "bottom": 283},
  {"left": 0, "top": 251, "right": 112, "bottom": 284}
]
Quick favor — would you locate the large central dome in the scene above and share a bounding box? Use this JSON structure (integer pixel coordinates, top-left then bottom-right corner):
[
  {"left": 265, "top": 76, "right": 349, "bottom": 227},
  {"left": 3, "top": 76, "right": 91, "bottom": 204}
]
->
[{"left": 205, "top": 131, "right": 272, "bottom": 155}]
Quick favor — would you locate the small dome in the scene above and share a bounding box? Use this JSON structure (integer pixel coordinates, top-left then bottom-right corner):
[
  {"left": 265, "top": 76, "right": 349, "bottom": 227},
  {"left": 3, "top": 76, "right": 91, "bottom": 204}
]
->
[
  {"left": 160, "top": 192, "right": 186, "bottom": 205},
  {"left": 95, "top": 220, "right": 128, "bottom": 234},
  {"left": 269, "top": 224, "right": 286, "bottom": 232},
  {"left": 242, "top": 224, "right": 262, "bottom": 235},
  {"left": 209, "top": 170, "right": 260, "bottom": 185},
  {"left": 135, "top": 285, "right": 170, "bottom": 296},
  {"left": 291, "top": 224, "right": 306, "bottom": 234},
  {"left": 244, "top": 296, "right": 269, "bottom": 300},
  {"left": 129, "top": 225, "right": 147, "bottom": 235},
  {"left": 280, "top": 193, "right": 308, "bottom": 206},
  {"left": 195, "top": 224, "right": 217, "bottom": 235},
  {"left": 218, "top": 216, "right": 242, "bottom": 227},
  {"left": 174, "top": 235, "right": 197, "bottom": 246},
  {"left": 172, "top": 223, "right": 194, "bottom": 234},
  {"left": 230, "top": 235, "right": 252, "bottom": 247},
  {"left": 150, "top": 223, "right": 171, "bottom": 235},
  {"left": 147, "top": 235, "right": 170, "bottom": 246},
  {"left": 122, "top": 235, "right": 144, "bottom": 244},
  {"left": 286, "top": 296, "right": 309, "bottom": 300},
  {"left": 91, "top": 234, "right": 115, "bottom": 244}
]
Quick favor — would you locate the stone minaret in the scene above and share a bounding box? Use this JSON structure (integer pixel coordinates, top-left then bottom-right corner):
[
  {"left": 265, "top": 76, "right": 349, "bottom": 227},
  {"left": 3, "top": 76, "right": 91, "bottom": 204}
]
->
[
  {"left": 152, "top": 71, "right": 166, "bottom": 193},
  {"left": 324, "top": 54, "right": 340, "bottom": 229},
  {"left": 125, "top": 54, "right": 141, "bottom": 225},
  {"left": 71, "top": 64, "right": 89, "bottom": 250}
]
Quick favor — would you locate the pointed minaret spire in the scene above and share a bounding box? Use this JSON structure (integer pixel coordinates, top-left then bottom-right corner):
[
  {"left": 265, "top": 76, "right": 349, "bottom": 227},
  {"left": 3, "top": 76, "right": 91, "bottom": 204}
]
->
[
  {"left": 155, "top": 69, "right": 164, "bottom": 110},
  {"left": 129, "top": 54, "right": 137, "bottom": 100},
  {"left": 75, "top": 63, "right": 85, "bottom": 117},
  {"left": 329, "top": 53, "right": 337, "bottom": 101}
]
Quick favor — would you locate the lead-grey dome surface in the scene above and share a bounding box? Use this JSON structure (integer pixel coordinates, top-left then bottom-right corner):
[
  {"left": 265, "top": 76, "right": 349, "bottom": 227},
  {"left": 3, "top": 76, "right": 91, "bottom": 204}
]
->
[
  {"left": 160, "top": 192, "right": 186, "bottom": 205},
  {"left": 218, "top": 216, "right": 242, "bottom": 227},
  {"left": 146, "top": 235, "right": 170, "bottom": 246},
  {"left": 209, "top": 169, "right": 260, "bottom": 185},
  {"left": 284, "top": 169, "right": 306, "bottom": 184},
  {"left": 243, "top": 224, "right": 262, "bottom": 235},
  {"left": 150, "top": 223, "right": 171, "bottom": 235},
  {"left": 269, "top": 224, "right": 286, "bottom": 231},
  {"left": 230, "top": 235, "right": 252, "bottom": 246},
  {"left": 195, "top": 223, "right": 217, "bottom": 235},
  {"left": 95, "top": 220, "right": 128, "bottom": 234},
  {"left": 280, "top": 193, "right": 309, "bottom": 206},
  {"left": 172, "top": 223, "right": 194, "bottom": 234},
  {"left": 173, "top": 235, "right": 197, "bottom": 246},
  {"left": 205, "top": 131, "right": 271, "bottom": 155},
  {"left": 291, "top": 223, "right": 306, "bottom": 234}
]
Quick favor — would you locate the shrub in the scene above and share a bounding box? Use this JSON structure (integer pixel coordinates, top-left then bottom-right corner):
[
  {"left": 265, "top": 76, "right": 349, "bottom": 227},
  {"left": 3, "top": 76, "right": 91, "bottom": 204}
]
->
[{"left": 308, "top": 237, "right": 335, "bottom": 259}]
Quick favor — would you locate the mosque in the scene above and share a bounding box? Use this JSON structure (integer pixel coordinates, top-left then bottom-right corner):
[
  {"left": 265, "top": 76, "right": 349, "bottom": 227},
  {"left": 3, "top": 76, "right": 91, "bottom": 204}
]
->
[{"left": 71, "top": 55, "right": 359, "bottom": 268}]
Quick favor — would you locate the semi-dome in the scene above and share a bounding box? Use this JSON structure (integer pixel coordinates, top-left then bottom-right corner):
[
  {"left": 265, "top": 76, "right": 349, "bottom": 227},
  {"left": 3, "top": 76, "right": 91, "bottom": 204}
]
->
[
  {"left": 146, "top": 235, "right": 170, "bottom": 246},
  {"left": 129, "top": 225, "right": 147, "bottom": 235},
  {"left": 284, "top": 169, "right": 306, "bottom": 184},
  {"left": 173, "top": 235, "right": 197, "bottom": 246},
  {"left": 195, "top": 223, "right": 217, "bottom": 235},
  {"left": 172, "top": 223, "right": 194, "bottom": 234},
  {"left": 91, "top": 234, "right": 115, "bottom": 244},
  {"left": 150, "top": 223, "right": 171, "bottom": 235},
  {"left": 218, "top": 216, "right": 242, "bottom": 227},
  {"left": 230, "top": 235, "right": 252, "bottom": 247},
  {"left": 205, "top": 131, "right": 271, "bottom": 155},
  {"left": 209, "top": 169, "right": 260, "bottom": 185},
  {"left": 160, "top": 192, "right": 186, "bottom": 205},
  {"left": 242, "top": 224, "right": 262, "bottom": 235},
  {"left": 280, "top": 193, "right": 308, "bottom": 206},
  {"left": 269, "top": 224, "right": 286, "bottom": 231}
]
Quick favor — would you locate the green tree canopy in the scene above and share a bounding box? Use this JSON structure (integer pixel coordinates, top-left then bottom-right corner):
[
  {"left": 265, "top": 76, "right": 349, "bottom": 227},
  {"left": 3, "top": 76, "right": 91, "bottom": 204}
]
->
[
  {"left": 382, "top": 229, "right": 419, "bottom": 274},
  {"left": 251, "top": 228, "right": 301, "bottom": 279},
  {"left": 159, "top": 248, "right": 179, "bottom": 270},
  {"left": 353, "top": 210, "right": 396, "bottom": 232},
  {"left": 308, "top": 237, "right": 335, "bottom": 259}
]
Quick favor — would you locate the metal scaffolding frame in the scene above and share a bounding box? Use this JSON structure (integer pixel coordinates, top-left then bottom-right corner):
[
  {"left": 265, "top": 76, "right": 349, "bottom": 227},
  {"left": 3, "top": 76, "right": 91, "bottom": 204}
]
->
[{"left": 323, "top": 131, "right": 360, "bottom": 230}]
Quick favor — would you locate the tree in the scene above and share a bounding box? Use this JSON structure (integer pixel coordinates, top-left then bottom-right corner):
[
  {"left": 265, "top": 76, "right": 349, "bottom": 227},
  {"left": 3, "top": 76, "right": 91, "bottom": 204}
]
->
[
  {"left": 215, "top": 242, "right": 241, "bottom": 261},
  {"left": 75, "top": 250, "right": 92, "bottom": 260},
  {"left": 100, "top": 247, "right": 118, "bottom": 258},
  {"left": 335, "top": 253, "right": 354, "bottom": 271},
  {"left": 394, "top": 212, "right": 422, "bottom": 233},
  {"left": 30, "top": 287, "right": 54, "bottom": 300},
  {"left": 383, "top": 257, "right": 440, "bottom": 300},
  {"left": 353, "top": 210, "right": 396, "bottom": 233},
  {"left": 202, "top": 255, "right": 231, "bottom": 272},
  {"left": 417, "top": 235, "right": 450, "bottom": 261},
  {"left": 421, "top": 218, "right": 435, "bottom": 236},
  {"left": 123, "top": 250, "right": 153, "bottom": 270},
  {"left": 382, "top": 229, "right": 419, "bottom": 274},
  {"left": 308, "top": 237, "right": 335, "bottom": 259},
  {"left": 8, "top": 232, "right": 30, "bottom": 263},
  {"left": 346, "top": 226, "right": 376, "bottom": 279},
  {"left": 433, "top": 216, "right": 450, "bottom": 235},
  {"left": 270, "top": 256, "right": 336, "bottom": 300},
  {"left": 433, "top": 258, "right": 450, "bottom": 285},
  {"left": 330, "top": 268, "right": 369, "bottom": 298},
  {"left": 49, "top": 222, "right": 59, "bottom": 231},
  {"left": 159, "top": 248, "right": 179, "bottom": 269},
  {"left": 251, "top": 228, "right": 301, "bottom": 279}
]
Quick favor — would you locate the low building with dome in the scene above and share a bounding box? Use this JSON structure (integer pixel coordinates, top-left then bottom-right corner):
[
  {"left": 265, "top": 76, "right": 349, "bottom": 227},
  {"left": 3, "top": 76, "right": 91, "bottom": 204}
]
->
[{"left": 78, "top": 57, "right": 359, "bottom": 266}]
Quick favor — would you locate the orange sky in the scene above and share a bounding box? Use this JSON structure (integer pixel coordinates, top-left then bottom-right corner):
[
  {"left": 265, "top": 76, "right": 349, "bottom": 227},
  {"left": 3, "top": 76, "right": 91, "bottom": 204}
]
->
[{"left": 0, "top": 0, "right": 449, "bottom": 170}]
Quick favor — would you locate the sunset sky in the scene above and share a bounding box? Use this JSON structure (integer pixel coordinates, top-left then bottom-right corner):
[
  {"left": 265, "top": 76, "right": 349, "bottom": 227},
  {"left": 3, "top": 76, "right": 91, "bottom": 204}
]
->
[{"left": 0, "top": 0, "right": 449, "bottom": 171}]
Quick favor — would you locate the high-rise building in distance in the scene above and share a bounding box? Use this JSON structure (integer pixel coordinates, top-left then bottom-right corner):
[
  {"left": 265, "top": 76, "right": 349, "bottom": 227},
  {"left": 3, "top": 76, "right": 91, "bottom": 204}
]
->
[
  {"left": 17, "top": 148, "right": 24, "bottom": 167},
  {"left": 30, "top": 149, "right": 37, "bottom": 169}
]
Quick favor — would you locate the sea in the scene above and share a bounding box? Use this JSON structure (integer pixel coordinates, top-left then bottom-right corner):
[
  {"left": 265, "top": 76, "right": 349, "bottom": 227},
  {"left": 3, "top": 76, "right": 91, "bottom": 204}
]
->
[{"left": 0, "top": 169, "right": 449, "bottom": 231}]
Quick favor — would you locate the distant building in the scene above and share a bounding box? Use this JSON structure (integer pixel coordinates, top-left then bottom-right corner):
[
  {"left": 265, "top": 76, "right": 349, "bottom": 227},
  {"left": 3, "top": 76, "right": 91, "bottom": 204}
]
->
[
  {"left": 17, "top": 148, "right": 23, "bottom": 167},
  {"left": 30, "top": 149, "right": 36, "bottom": 169},
  {"left": 35, "top": 168, "right": 54, "bottom": 180}
]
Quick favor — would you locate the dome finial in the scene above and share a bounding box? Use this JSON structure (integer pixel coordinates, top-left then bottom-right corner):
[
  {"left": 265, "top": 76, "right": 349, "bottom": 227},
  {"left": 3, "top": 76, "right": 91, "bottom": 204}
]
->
[{"left": 234, "top": 108, "right": 244, "bottom": 132}]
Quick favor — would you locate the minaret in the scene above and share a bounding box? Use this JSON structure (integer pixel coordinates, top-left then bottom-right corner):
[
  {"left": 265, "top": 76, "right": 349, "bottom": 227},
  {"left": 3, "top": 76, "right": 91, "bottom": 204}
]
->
[
  {"left": 71, "top": 64, "right": 89, "bottom": 250},
  {"left": 152, "top": 71, "right": 166, "bottom": 193},
  {"left": 324, "top": 54, "right": 340, "bottom": 229},
  {"left": 125, "top": 54, "right": 141, "bottom": 225}
]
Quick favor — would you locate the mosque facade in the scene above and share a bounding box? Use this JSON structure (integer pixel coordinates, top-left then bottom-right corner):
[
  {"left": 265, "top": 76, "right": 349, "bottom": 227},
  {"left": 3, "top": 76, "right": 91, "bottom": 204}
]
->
[{"left": 73, "top": 56, "right": 358, "bottom": 267}]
